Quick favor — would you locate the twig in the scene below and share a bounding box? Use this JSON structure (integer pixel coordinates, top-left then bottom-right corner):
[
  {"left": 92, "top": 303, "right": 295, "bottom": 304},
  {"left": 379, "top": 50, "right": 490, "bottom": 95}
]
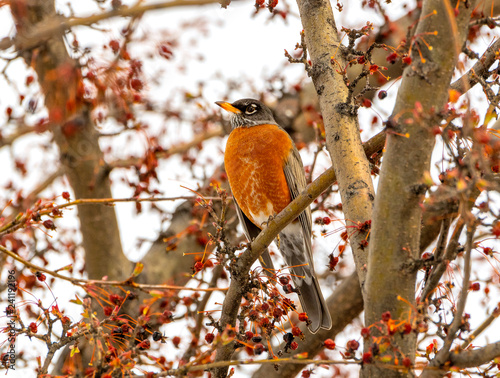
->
[
  {"left": 0, "top": 195, "right": 224, "bottom": 236},
  {"left": 154, "top": 357, "right": 360, "bottom": 377},
  {"left": 450, "top": 38, "right": 500, "bottom": 95},
  {"left": 420, "top": 217, "right": 465, "bottom": 302},
  {"left": 461, "top": 306, "right": 500, "bottom": 349},
  {"left": 0, "top": 244, "right": 227, "bottom": 292},
  {"left": 421, "top": 224, "right": 476, "bottom": 377},
  {"left": 0, "top": 0, "right": 223, "bottom": 52}
]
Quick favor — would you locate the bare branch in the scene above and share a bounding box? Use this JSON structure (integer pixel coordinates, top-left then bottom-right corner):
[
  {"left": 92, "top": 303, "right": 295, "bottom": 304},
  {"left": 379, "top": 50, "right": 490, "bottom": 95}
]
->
[
  {"left": 0, "top": 243, "right": 226, "bottom": 292},
  {"left": 0, "top": 0, "right": 223, "bottom": 52},
  {"left": 421, "top": 224, "right": 476, "bottom": 378},
  {"left": 451, "top": 38, "right": 500, "bottom": 94}
]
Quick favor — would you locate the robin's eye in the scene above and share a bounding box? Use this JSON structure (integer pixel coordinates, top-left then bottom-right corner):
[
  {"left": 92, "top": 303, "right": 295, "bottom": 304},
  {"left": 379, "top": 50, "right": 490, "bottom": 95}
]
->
[{"left": 245, "top": 104, "right": 258, "bottom": 115}]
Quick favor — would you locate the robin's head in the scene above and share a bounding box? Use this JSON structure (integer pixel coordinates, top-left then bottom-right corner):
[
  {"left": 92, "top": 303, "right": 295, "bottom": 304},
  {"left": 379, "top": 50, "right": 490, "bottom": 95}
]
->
[{"left": 215, "top": 98, "right": 277, "bottom": 129}]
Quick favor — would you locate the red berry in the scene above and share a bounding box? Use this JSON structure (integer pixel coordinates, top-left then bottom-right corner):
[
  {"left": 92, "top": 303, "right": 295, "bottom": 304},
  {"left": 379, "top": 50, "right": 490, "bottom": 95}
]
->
[
  {"left": 103, "top": 306, "right": 113, "bottom": 316},
  {"left": 470, "top": 282, "right": 480, "bottom": 291},
  {"left": 194, "top": 261, "right": 203, "bottom": 272},
  {"left": 302, "top": 370, "right": 311, "bottom": 378},
  {"left": 298, "top": 312, "right": 308, "bottom": 322},
  {"left": 279, "top": 276, "right": 290, "bottom": 285},
  {"left": 268, "top": 0, "right": 278, "bottom": 8},
  {"left": 273, "top": 308, "right": 283, "bottom": 319},
  {"left": 109, "top": 39, "right": 120, "bottom": 53},
  {"left": 205, "top": 333, "right": 215, "bottom": 344},
  {"left": 402, "top": 323, "right": 412, "bottom": 334},
  {"left": 290, "top": 341, "right": 298, "bottom": 350},
  {"left": 138, "top": 339, "right": 150, "bottom": 350},
  {"left": 361, "top": 327, "right": 370, "bottom": 338},
  {"left": 386, "top": 52, "right": 398, "bottom": 64},
  {"left": 402, "top": 56, "right": 412, "bottom": 65},
  {"left": 291, "top": 327, "right": 302, "bottom": 337},
  {"left": 130, "top": 78, "right": 143, "bottom": 91},
  {"left": 322, "top": 217, "right": 331, "bottom": 225},
  {"left": 172, "top": 336, "right": 181, "bottom": 347},
  {"left": 403, "top": 356, "right": 411, "bottom": 368},
  {"left": 362, "top": 98, "right": 372, "bottom": 108},
  {"left": 29, "top": 322, "right": 37, "bottom": 333},
  {"left": 62, "top": 191, "right": 70, "bottom": 200},
  {"left": 36, "top": 272, "right": 46, "bottom": 282},
  {"left": 381, "top": 311, "right": 391, "bottom": 321},
  {"left": 362, "top": 351, "right": 373, "bottom": 364},
  {"left": 245, "top": 331, "right": 254, "bottom": 340},
  {"left": 347, "top": 339, "right": 359, "bottom": 351},
  {"left": 324, "top": 338, "right": 336, "bottom": 350}
]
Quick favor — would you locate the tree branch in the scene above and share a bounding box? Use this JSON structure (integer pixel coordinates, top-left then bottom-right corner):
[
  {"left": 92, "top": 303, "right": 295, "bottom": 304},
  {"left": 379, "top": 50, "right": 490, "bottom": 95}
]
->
[
  {"left": 1, "top": 0, "right": 222, "bottom": 52},
  {"left": 450, "top": 38, "right": 500, "bottom": 94}
]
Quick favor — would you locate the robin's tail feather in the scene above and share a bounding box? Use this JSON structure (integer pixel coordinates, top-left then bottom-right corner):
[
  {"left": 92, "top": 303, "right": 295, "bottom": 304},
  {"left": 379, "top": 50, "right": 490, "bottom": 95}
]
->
[{"left": 279, "top": 226, "right": 332, "bottom": 333}]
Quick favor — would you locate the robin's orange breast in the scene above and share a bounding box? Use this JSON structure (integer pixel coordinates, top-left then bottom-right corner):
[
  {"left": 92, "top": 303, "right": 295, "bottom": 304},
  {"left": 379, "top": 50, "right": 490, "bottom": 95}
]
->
[{"left": 224, "top": 124, "right": 293, "bottom": 228}]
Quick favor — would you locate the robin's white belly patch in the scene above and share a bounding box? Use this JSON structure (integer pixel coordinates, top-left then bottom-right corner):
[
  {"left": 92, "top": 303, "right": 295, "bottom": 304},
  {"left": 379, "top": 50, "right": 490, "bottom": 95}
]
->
[{"left": 249, "top": 202, "right": 275, "bottom": 227}]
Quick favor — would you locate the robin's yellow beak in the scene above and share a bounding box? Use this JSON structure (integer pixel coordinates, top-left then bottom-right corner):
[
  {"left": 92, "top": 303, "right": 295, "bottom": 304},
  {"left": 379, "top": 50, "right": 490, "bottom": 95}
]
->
[{"left": 215, "top": 101, "right": 241, "bottom": 114}]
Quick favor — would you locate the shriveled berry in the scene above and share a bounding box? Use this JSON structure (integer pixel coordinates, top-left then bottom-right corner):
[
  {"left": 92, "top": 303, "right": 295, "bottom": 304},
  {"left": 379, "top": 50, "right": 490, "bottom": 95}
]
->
[
  {"left": 152, "top": 331, "right": 162, "bottom": 341},
  {"left": 381, "top": 311, "right": 391, "bottom": 321},
  {"left": 290, "top": 341, "right": 298, "bottom": 350},
  {"left": 279, "top": 276, "right": 290, "bottom": 285},
  {"left": 283, "top": 284, "right": 294, "bottom": 293},
  {"left": 43, "top": 219, "right": 56, "bottom": 230},
  {"left": 251, "top": 335, "right": 262, "bottom": 343},
  {"left": 347, "top": 339, "right": 359, "bottom": 351},
  {"left": 205, "top": 333, "right": 215, "bottom": 344},
  {"left": 283, "top": 332, "right": 294, "bottom": 344},
  {"left": 254, "top": 343, "right": 265, "bottom": 355}
]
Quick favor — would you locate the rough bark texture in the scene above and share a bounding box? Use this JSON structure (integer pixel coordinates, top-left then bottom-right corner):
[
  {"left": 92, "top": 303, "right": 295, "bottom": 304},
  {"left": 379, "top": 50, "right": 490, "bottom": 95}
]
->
[
  {"left": 296, "top": 0, "right": 375, "bottom": 292},
  {"left": 363, "top": 0, "right": 476, "bottom": 377}
]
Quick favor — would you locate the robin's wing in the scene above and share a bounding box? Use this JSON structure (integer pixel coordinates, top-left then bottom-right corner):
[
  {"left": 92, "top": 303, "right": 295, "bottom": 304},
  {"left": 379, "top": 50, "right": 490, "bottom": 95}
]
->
[
  {"left": 282, "top": 146, "right": 314, "bottom": 266},
  {"left": 282, "top": 144, "right": 332, "bottom": 333},
  {"left": 233, "top": 200, "right": 276, "bottom": 277}
]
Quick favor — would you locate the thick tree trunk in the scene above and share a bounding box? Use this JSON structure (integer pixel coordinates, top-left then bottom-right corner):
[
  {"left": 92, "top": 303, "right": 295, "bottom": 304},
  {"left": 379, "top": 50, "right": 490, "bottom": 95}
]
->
[
  {"left": 363, "top": 1, "right": 476, "bottom": 377},
  {"left": 296, "top": 0, "right": 375, "bottom": 294}
]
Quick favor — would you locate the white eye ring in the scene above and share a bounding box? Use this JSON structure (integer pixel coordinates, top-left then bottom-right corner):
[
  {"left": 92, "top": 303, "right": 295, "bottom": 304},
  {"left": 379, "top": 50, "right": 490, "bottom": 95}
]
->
[{"left": 245, "top": 104, "right": 258, "bottom": 115}]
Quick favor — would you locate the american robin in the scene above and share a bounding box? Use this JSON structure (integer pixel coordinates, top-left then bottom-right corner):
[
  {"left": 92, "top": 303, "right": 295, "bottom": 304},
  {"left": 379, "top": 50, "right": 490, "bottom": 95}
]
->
[{"left": 216, "top": 98, "right": 332, "bottom": 333}]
